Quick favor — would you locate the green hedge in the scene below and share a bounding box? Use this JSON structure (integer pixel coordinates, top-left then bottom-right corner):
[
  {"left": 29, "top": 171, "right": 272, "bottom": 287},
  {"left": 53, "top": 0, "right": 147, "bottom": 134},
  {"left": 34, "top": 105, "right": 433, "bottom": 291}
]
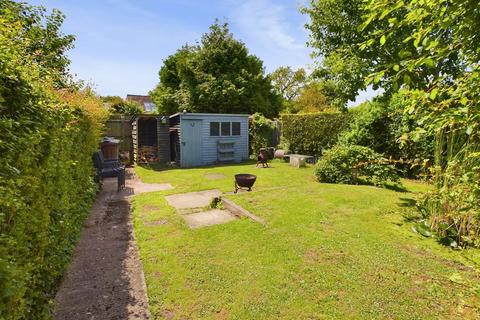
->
[
  {"left": 249, "top": 113, "right": 277, "bottom": 155},
  {"left": 280, "top": 112, "right": 350, "bottom": 156},
  {"left": 0, "top": 15, "right": 107, "bottom": 319}
]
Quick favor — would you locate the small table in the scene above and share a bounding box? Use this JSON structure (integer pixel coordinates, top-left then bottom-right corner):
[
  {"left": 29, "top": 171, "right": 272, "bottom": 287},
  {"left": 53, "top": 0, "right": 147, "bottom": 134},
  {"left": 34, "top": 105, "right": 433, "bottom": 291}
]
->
[{"left": 285, "top": 154, "right": 314, "bottom": 168}]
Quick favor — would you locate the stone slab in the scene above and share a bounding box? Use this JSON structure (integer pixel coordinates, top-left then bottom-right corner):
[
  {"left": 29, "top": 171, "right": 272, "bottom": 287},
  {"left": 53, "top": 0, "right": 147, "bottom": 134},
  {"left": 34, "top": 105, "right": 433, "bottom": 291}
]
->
[
  {"left": 165, "top": 189, "right": 222, "bottom": 209},
  {"left": 183, "top": 209, "right": 237, "bottom": 228}
]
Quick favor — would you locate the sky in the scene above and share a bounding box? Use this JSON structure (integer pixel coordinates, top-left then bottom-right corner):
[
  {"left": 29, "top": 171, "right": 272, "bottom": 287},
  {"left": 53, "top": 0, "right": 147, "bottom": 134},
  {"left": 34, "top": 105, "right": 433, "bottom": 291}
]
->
[{"left": 29, "top": 0, "right": 376, "bottom": 105}]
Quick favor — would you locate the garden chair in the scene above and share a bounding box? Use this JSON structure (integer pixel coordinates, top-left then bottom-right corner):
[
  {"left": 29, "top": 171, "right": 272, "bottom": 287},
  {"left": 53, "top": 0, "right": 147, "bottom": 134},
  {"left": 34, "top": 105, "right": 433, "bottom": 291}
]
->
[
  {"left": 92, "top": 150, "right": 126, "bottom": 191},
  {"left": 256, "top": 148, "right": 269, "bottom": 168}
]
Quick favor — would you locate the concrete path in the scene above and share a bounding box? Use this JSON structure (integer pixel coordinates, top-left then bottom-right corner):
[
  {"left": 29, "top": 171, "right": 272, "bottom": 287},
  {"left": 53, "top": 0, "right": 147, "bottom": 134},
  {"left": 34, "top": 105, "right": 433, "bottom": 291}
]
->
[{"left": 54, "top": 169, "right": 163, "bottom": 320}]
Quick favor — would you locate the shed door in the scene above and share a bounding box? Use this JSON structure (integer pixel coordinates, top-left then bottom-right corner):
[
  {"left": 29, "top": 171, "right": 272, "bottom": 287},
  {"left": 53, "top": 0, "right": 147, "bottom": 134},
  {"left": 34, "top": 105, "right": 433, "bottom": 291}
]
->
[{"left": 181, "top": 119, "right": 202, "bottom": 167}]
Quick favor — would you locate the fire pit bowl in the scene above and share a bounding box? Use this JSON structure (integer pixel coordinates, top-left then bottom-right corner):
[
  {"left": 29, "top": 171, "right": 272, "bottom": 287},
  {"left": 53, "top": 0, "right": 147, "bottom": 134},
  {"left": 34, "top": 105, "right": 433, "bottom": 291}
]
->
[{"left": 234, "top": 174, "right": 257, "bottom": 193}]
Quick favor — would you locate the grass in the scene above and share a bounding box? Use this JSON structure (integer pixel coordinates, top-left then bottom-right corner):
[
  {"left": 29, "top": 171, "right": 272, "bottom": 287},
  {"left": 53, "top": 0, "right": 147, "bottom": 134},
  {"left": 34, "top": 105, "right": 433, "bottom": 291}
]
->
[{"left": 133, "top": 161, "right": 480, "bottom": 319}]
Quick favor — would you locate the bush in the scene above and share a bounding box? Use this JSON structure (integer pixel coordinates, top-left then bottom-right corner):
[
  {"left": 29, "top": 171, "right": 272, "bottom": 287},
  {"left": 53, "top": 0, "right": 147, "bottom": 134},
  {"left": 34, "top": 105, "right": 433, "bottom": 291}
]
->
[
  {"left": 416, "top": 151, "right": 480, "bottom": 248},
  {"left": 339, "top": 92, "right": 434, "bottom": 177},
  {"left": 315, "top": 145, "right": 400, "bottom": 187},
  {"left": 280, "top": 112, "right": 350, "bottom": 156},
  {"left": 0, "top": 11, "right": 107, "bottom": 319},
  {"left": 249, "top": 113, "right": 277, "bottom": 155}
]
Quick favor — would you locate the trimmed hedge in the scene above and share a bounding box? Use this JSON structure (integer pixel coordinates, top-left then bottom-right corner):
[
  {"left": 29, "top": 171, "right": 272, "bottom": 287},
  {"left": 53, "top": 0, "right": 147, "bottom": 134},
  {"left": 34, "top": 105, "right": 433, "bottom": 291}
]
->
[
  {"left": 280, "top": 112, "right": 350, "bottom": 156},
  {"left": 0, "top": 15, "right": 107, "bottom": 319}
]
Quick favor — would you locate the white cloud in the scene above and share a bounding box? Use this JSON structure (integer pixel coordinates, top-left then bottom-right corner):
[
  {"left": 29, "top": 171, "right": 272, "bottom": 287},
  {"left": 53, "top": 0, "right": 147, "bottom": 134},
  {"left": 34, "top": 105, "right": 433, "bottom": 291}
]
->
[{"left": 231, "top": 0, "right": 304, "bottom": 50}]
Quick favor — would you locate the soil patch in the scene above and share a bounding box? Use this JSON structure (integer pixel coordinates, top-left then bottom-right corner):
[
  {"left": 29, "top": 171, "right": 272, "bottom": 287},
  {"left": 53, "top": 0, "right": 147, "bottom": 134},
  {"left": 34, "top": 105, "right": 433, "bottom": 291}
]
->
[
  {"left": 204, "top": 173, "right": 226, "bottom": 180},
  {"left": 142, "top": 205, "right": 161, "bottom": 213},
  {"left": 144, "top": 219, "right": 169, "bottom": 226}
]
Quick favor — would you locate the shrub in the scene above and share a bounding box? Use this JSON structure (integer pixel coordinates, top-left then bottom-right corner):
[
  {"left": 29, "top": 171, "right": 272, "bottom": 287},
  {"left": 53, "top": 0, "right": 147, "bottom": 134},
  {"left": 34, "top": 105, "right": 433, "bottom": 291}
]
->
[
  {"left": 0, "top": 10, "right": 107, "bottom": 319},
  {"left": 249, "top": 113, "right": 277, "bottom": 155},
  {"left": 339, "top": 92, "right": 434, "bottom": 177},
  {"left": 280, "top": 112, "right": 350, "bottom": 156},
  {"left": 416, "top": 148, "right": 480, "bottom": 248},
  {"left": 315, "top": 145, "right": 400, "bottom": 187}
]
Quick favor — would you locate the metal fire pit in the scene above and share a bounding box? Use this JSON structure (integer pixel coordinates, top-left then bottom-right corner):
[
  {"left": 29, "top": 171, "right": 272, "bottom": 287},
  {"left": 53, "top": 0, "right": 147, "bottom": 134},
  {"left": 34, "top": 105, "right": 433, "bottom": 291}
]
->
[{"left": 234, "top": 174, "right": 257, "bottom": 193}]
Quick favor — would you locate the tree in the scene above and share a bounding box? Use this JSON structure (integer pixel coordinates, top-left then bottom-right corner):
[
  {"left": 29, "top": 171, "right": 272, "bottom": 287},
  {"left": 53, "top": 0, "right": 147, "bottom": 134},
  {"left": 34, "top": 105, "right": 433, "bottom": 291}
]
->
[
  {"left": 0, "top": 1, "right": 75, "bottom": 87},
  {"left": 270, "top": 67, "right": 306, "bottom": 102},
  {"left": 150, "top": 22, "right": 281, "bottom": 118},
  {"left": 301, "top": 0, "right": 467, "bottom": 106},
  {"left": 292, "top": 82, "right": 332, "bottom": 113},
  {"left": 110, "top": 99, "right": 142, "bottom": 116},
  {"left": 358, "top": 0, "right": 480, "bottom": 247}
]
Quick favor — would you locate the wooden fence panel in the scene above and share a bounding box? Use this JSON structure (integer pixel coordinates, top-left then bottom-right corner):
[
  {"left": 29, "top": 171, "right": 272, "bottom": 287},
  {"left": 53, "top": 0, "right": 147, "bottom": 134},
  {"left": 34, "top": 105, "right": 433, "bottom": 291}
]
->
[{"left": 105, "top": 116, "right": 133, "bottom": 153}]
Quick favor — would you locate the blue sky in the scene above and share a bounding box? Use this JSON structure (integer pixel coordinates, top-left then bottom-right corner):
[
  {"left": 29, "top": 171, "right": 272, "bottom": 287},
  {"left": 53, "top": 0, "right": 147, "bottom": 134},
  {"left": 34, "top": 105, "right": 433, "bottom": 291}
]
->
[{"left": 29, "top": 0, "right": 376, "bottom": 105}]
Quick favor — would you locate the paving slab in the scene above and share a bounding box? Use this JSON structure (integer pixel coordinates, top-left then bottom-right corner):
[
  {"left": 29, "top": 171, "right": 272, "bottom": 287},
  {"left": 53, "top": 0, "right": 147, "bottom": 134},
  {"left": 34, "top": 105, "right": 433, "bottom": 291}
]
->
[
  {"left": 165, "top": 189, "right": 222, "bottom": 209},
  {"left": 183, "top": 209, "right": 237, "bottom": 228}
]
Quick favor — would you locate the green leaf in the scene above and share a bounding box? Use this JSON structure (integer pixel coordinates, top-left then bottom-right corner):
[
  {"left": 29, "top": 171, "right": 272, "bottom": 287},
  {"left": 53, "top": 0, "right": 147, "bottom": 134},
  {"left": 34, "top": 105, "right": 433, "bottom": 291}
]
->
[
  {"left": 466, "top": 126, "right": 473, "bottom": 135},
  {"left": 380, "top": 35, "right": 386, "bottom": 45},
  {"left": 393, "top": 64, "right": 400, "bottom": 72},
  {"left": 412, "top": 222, "right": 432, "bottom": 237},
  {"left": 429, "top": 88, "right": 438, "bottom": 100},
  {"left": 360, "top": 14, "right": 376, "bottom": 31},
  {"left": 423, "top": 58, "right": 435, "bottom": 68},
  {"left": 460, "top": 96, "right": 468, "bottom": 105},
  {"left": 374, "top": 71, "right": 384, "bottom": 84}
]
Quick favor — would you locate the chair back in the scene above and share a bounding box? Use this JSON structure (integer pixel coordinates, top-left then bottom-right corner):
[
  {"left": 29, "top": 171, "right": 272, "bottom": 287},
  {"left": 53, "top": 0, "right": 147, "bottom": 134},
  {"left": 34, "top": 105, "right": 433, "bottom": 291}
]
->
[{"left": 92, "top": 150, "right": 104, "bottom": 169}]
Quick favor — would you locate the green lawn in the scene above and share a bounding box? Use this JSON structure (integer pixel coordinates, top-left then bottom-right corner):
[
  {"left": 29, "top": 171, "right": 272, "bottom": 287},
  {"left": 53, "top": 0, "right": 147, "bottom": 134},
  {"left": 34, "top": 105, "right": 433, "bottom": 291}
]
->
[{"left": 133, "top": 161, "right": 480, "bottom": 319}]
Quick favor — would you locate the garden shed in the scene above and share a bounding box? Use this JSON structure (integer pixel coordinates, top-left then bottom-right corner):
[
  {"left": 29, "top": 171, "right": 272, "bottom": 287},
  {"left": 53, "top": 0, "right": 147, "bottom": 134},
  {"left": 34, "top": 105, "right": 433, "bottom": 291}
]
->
[
  {"left": 132, "top": 115, "right": 170, "bottom": 164},
  {"left": 169, "top": 113, "right": 249, "bottom": 167}
]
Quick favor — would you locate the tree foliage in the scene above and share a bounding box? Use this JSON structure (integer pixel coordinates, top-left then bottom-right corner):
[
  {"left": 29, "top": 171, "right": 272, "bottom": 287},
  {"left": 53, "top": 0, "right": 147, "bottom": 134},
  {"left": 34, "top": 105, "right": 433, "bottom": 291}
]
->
[
  {"left": 0, "top": 0, "right": 75, "bottom": 88},
  {"left": 150, "top": 22, "right": 281, "bottom": 118},
  {"left": 102, "top": 96, "right": 143, "bottom": 116},
  {"left": 270, "top": 66, "right": 306, "bottom": 102},
  {"left": 302, "top": 0, "right": 469, "bottom": 105},
  {"left": 292, "top": 82, "right": 334, "bottom": 113},
  {"left": 340, "top": 91, "right": 434, "bottom": 176},
  {"left": 249, "top": 113, "right": 277, "bottom": 155},
  {"left": 359, "top": 0, "right": 480, "bottom": 247},
  {"left": 304, "top": 0, "right": 480, "bottom": 246}
]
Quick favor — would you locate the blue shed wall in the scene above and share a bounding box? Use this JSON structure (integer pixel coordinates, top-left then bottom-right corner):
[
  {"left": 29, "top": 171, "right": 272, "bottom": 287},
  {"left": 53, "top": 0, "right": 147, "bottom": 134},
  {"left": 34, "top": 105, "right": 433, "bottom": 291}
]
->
[{"left": 179, "top": 114, "right": 249, "bottom": 167}]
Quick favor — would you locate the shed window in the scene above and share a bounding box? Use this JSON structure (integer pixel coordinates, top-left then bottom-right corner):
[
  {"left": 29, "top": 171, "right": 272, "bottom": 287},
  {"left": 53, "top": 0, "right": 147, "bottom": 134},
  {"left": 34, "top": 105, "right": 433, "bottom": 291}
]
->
[
  {"left": 221, "top": 122, "right": 231, "bottom": 136},
  {"left": 232, "top": 122, "right": 240, "bottom": 136},
  {"left": 210, "top": 122, "right": 219, "bottom": 136}
]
